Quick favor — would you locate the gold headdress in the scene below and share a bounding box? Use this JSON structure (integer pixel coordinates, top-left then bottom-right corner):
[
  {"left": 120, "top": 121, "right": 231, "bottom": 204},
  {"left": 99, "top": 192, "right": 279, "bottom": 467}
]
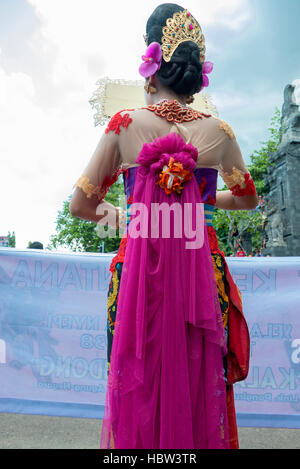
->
[{"left": 161, "top": 9, "right": 206, "bottom": 64}]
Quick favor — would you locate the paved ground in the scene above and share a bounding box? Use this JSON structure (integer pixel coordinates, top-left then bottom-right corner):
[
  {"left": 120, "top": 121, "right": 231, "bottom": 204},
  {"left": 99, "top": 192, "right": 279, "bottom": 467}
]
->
[{"left": 0, "top": 413, "right": 300, "bottom": 449}]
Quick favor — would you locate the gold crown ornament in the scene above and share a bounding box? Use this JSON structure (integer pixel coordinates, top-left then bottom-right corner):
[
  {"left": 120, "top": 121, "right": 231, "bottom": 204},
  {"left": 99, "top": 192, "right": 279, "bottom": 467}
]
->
[{"left": 161, "top": 9, "right": 206, "bottom": 64}]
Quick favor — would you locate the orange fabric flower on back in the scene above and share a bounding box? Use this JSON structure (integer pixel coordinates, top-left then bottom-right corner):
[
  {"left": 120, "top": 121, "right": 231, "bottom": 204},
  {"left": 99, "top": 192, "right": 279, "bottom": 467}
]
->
[{"left": 156, "top": 156, "right": 193, "bottom": 195}]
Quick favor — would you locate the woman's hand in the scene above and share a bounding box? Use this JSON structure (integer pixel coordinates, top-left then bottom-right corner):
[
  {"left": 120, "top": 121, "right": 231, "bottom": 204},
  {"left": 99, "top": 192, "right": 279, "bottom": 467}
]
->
[
  {"left": 70, "top": 187, "right": 127, "bottom": 229},
  {"left": 115, "top": 206, "right": 127, "bottom": 231}
]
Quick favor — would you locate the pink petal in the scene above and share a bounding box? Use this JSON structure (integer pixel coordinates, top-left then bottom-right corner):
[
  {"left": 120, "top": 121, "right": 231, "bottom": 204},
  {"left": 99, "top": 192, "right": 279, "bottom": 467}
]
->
[
  {"left": 202, "top": 74, "right": 209, "bottom": 87},
  {"left": 141, "top": 55, "right": 153, "bottom": 62},
  {"left": 146, "top": 42, "right": 162, "bottom": 63},
  {"left": 139, "top": 61, "right": 159, "bottom": 78},
  {"left": 202, "top": 61, "right": 214, "bottom": 74}
]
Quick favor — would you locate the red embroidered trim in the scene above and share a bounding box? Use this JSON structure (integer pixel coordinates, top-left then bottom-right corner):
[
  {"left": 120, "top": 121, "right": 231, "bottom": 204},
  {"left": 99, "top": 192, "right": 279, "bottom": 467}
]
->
[
  {"left": 199, "top": 177, "right": 207, "bottom": 197},
  {"left": 142, "top": 100, "right": 211, "bottom": 123},
  {"left": 198, "top": 177, "right": 216, "bottom": 205},
  {"left": 105, "top": 109, "right": 134, "bottom": 135},
  {"left": 207, "top": 226, "right": 222, "bottom": 254},
  {"left": 127, "top": 194, "right": 134, "bottom": 204},
  {"left": 231, "top": 173, "right": 257, "bottom": 197},
  {"left": 99, "top": 166, "right": 126, "bottom": 201},
  {"left": 207, "top": 195, "right": 216, "bottom": 206},
  {"left": 109, "top": 235, "right": 128, "bottom": 272}
]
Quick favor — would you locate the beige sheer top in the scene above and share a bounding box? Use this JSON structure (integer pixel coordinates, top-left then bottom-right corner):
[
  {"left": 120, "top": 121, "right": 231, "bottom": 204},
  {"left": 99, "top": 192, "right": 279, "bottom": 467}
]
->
[{"left": 73, "top": 105, "right": 249, "bottom": 201}]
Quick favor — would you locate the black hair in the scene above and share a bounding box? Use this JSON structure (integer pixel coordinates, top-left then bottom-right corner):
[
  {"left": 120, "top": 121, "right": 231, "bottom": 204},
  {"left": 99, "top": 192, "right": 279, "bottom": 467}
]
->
[
  {"left": 146, "top": 3, "right": 203, "bottom": 96},
  {"left": 28, "top": 241, "right": 43, "bottom": 249}
]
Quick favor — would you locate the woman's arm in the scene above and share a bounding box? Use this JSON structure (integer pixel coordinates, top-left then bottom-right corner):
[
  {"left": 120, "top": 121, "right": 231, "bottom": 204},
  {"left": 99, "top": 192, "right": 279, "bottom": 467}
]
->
[
  {"left": 69, "top": 127, "right": 127, "bottom": 229},
  {"left": 70, "top": 190, "right": 125, "bottom": 228},
  {"left": 216, "top": 120, "right": 259, "bottom": 211},
  {"left": 215, "top": 189, "right": 259, "bottom": 211}
]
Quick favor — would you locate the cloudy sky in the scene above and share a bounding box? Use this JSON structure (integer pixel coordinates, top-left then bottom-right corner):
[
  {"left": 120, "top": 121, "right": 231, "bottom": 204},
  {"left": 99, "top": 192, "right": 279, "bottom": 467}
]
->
[{"left": 0, "top": 0, "right": 300, "bottom": 250}]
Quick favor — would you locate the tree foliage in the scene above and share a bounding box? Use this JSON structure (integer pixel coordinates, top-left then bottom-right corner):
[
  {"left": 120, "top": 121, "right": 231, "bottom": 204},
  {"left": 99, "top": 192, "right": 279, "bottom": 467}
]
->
[
  {"left": 247, "top": 107, "right": 283, "bottom": 196},
  {"left": 213, "top": 107, "right": 283, "bottom": 255},
  {"left": 8, "top": 231, "right": 16, "bottom": 248},
  {"left": 47, "top": 177, "right": 124, "bottom": 253}
]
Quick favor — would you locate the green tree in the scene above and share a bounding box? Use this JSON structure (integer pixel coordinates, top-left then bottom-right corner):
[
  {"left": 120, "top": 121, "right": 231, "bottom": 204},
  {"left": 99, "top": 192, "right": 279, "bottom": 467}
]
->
[
  {"left": 248, "top": 107, "right": 283, "bottom": 195},
  {"left": 213, "top": 208, "right": 263, "bottom": 256},
  {"left": 213, "top": 107, "right": 283, "bottom": 255},
  {"left": 47, "top": 177, "right": 124, "bottom": 253},
  {"left": 8, "top": 231, "right": 16, "bottom": 247}
]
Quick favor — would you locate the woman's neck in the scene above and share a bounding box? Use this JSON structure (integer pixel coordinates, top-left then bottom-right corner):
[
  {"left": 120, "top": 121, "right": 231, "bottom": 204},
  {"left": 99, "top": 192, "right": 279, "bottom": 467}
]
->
[{"left": 152, "top": 89, "right": 187, "bottom": 107}]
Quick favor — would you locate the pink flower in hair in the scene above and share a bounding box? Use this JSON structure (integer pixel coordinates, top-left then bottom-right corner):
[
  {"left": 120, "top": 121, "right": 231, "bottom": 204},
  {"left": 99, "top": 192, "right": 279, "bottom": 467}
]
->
[
  {"left": 139, "top": 42, "right": 162, "bottom": 78},
  {"left": 200, "top": 61, "right": 214, "bottom": 91}
]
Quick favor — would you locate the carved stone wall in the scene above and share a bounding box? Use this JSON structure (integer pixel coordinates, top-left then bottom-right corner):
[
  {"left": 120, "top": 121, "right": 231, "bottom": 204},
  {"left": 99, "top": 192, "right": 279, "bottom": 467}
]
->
[{"left": 263, "top": 83, "right": 300, "bottom": 256}]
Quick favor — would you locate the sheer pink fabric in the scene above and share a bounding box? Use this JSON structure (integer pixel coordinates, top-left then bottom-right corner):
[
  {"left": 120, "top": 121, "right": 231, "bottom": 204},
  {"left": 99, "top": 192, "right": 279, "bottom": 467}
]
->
[{"left": 100, "top": 133, "right": 229, "bottom": 449}]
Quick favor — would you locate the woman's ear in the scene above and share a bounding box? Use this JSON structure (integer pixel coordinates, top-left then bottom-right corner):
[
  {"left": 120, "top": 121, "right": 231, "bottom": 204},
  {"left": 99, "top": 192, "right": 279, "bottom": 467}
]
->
[{"left": 149, "top": 74, "right": 158, "bottom": 87}]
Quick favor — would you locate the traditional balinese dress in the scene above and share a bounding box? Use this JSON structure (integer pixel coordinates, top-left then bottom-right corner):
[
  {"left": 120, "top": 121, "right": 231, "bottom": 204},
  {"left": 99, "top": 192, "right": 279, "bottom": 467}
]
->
[{"left": 74, "top": 100, "right": 253, "bottom": 450}]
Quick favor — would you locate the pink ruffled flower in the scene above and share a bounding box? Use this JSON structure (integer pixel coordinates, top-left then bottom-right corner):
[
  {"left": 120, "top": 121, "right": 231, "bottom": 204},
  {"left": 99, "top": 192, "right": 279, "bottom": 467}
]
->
[
  {"left": 200, "top": 61, "right": 214, "bottom": 91},
  {"left": 139, "top": 42, "right": 162, "bottom": 78}
]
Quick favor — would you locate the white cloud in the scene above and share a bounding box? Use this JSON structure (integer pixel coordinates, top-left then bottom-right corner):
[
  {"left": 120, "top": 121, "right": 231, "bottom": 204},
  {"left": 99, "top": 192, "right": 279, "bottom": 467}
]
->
[
  {"left": 212, "top": 90, "right": 251, "bottom": 114},
  {"left": 0, "top": 64, "right": 100, "bottom": 249},
  {"left": 192, "top": 0, "right": 252, "bottom": 29},
  {"left": 212, "top": 88, "right": 283, "bottom": 117},
  {"left": 28, "top": 0, "right": 252, "bottom": 83}
]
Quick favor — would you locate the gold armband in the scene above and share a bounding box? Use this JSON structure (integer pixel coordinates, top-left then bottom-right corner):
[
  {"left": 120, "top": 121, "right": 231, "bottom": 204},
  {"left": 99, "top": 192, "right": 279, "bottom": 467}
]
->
[
  {"left": 220, "top": 167, "right": 257, "bottom": 197},
  {"left": 73, "top": 174, "right": 104, "bottom": 201}
]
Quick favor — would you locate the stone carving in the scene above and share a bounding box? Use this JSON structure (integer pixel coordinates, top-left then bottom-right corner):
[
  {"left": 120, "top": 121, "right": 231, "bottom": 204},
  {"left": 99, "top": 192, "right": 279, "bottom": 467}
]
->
[
  {"left": 282, "top": 84, "right": 298, "bottom": 119},
  {"left": 280, "top": 83, "right": 300, "bottom": 147},
  {"left": 268, "top": 211, "right": 286, "bottom": 248},
  {"left": 263, "top": 81, "right": 300, "bottom": 256},
  {"left": 264, "top": 199, "right": 286, "bottom": 249}
]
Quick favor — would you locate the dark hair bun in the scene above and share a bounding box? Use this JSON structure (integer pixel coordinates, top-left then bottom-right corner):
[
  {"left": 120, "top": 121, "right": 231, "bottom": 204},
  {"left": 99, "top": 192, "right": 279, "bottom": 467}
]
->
[{"left": 146, "top": 3, "right": 203, "bottom": 96}]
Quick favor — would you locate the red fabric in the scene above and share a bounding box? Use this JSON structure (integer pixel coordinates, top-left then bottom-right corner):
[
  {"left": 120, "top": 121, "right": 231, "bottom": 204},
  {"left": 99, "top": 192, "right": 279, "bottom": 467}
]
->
[
  {"left": 208, "top": 229, "right": 249, "bottom": 449},
  {"left": 236, "top": 251, "right": 246, "bottom": 257},
  {"left": 222, "top": 255, "right": 250, "bottom": 384},
  {"left": 231, "top": 173, "right": 257, "bottom": 197},
  {"left": 109, "top": 235, "right": 128, "bottom": 273},
  {"left": 207, "top": 226, "right": 224, "bottom": 255},
  {"left": 206, "top": 227, "right": 250, "bottom": 384},
  {"left": 226, "top": 385, "right": 239, "bottom": 449}
]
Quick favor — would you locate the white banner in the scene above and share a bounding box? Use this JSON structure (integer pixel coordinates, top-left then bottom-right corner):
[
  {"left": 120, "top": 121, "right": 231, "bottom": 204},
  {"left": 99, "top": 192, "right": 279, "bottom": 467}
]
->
[{"left": 0, "top": 248, "right": 300, "bottom": 427}]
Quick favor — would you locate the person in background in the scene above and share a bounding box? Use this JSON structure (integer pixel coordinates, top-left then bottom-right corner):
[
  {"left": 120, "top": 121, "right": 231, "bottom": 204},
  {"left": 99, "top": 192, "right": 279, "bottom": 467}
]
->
[{"left": 28, "top": 241, "right": 43, "bottom": 249}]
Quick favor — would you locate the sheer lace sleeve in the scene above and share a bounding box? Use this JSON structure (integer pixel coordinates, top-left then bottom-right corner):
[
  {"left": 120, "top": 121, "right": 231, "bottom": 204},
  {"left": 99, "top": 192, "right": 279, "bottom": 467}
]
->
[
  {"left": 73, "top": 123, "right": 123, "bottom": 202},
  {"left": 217, "top": 119, "right": 257, "bottom": 197}
]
